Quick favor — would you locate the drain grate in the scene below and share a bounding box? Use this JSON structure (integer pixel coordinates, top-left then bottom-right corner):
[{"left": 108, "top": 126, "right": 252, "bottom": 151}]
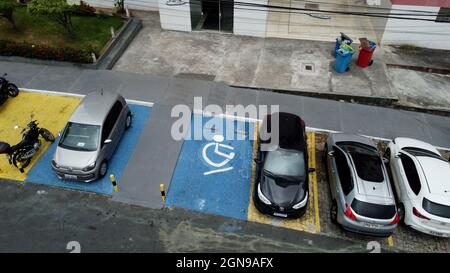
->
[{"left": 302, "top": 63, "right": 316, "bottom": 73}]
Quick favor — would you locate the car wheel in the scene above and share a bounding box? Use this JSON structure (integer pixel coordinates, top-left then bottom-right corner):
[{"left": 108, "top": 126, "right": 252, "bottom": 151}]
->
[
  {"left": 330, "top": 200, "right": 338, "bottom": 223},
  {"left": 125, "top": 112, "right": 132, "bottom": 129},
  {"left": 99, "top": 161, "right": 108, "bottom": 178},
  {"left": 397, "top": 203, "right": 405, "bottom": 224}
]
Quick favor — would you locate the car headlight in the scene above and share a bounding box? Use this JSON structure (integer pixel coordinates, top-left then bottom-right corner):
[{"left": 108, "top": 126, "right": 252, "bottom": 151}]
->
[
  {"left": 82, "top": 162, "right": 96, "bottom": 172},
  {"left": 292, "top": 192, "right": 308, "bottom": 209},
  {"left": 257, "top": 183, "right": 271, "bottom": 205},
  {"left": 51, "top": 160, "right": 60, "bottom": 169}
]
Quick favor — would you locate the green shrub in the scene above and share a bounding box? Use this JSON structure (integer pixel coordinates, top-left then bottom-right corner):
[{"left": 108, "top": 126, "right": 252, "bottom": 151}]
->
[
  {"left": 0, "top": 0, "right": 19, "bottom": 29},
  {"left": 0, "top": 40, "right": 94, "bottom": 63},
  {"left": 28, "top": 0, "right": 76, "bottom": 38},
  {"left": 73, "top": 1, "right": 96, "bottom": 16}
]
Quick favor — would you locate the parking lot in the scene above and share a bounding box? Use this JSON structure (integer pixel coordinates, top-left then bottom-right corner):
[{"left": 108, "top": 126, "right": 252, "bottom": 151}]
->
[
  {"left": 0, "top": 90, "right": 449, "bottom": 252},
  {"left": 313, "top": 133, "right": 450, "bottom": 252},
  {"left": 166, "top": 114, "right": 450, "bottom": 251},
  {"left": 0, "top": 91, "right": 152, "bottom": 195}
]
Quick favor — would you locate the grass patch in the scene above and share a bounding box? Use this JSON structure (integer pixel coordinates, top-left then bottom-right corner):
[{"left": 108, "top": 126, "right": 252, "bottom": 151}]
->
[{"left": 0, "top": 7, "right": 125, "bottom": 56}]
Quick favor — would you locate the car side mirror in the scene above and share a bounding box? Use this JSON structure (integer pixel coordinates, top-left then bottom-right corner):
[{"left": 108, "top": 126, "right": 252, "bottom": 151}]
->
[
  {"left": 104, "top": 139, "right": 112, "bottom": 144},
  {"left": 394, "top": 153, "right": 400, "bottom": 158},
  {"left": 328, "top": 151, "right": 334, "bottom": 156},
  {"left": 308, "top": 168, "right": 316, "bottom": 173}
]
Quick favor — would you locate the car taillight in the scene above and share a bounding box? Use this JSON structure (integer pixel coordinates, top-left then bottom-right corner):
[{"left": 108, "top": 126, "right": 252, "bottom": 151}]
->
[
  {"left": 345, "top": 203, "right": 357, "bottom": 221},
  {"left": 413, "top": 207, "right": 430, "bottom": 220},
  {"left": 390, "top": 213, "right": 399, "bottom": 225}
]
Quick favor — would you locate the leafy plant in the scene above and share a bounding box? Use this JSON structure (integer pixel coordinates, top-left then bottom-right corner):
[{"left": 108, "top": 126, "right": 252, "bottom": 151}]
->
[
  {"left": 0, "top": 0, "right": 19, "bottom": 29},
  {"left": 28, "top": 0, "right": 76, "bottom": 38},
  {"left": 114, "top": 0, "right": 125, "bottom": 15}
]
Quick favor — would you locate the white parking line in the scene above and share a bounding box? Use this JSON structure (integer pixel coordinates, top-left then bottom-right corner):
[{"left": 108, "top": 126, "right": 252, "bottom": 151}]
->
[
  {"left": 20, "top": 88, "right": 154, "bottom": 107},
  {"left": 20, "top": 88, "right": 450, "bottom": 151}
]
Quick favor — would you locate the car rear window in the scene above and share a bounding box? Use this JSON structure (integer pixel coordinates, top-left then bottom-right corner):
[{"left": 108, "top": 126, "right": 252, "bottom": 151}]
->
[
  {"left": 337, "top": 142, "right": 384, "bottom": 182},
  {"left": 351, "top": 199, "right": 396, "bottom": 220},
  {"left": 423, "top": 198, "right": 450, "bottom": 219}
]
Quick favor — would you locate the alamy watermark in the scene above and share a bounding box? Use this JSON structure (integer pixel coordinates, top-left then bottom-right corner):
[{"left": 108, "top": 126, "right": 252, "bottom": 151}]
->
[{"left": 170, "top": 97, "right": 280, "bottom": 151}]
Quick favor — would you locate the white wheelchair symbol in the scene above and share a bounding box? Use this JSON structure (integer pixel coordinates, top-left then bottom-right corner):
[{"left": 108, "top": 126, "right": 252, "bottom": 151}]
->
[{"left": 202, "top": 135, "right": 235, "bottom": 176}]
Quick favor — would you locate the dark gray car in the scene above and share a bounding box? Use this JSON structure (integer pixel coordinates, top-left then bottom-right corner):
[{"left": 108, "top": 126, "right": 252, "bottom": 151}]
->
[
  {"left": 325, "top": 133, "right": 398, "bottom": 237},
  {"left": 51, "top": 91, "right": 131, "bottom": 182}
]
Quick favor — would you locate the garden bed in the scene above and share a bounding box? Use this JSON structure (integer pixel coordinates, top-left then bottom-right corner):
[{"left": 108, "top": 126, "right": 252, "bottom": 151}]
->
[{"left": 0, "top": 6, "right": 125, "bottom": 64}]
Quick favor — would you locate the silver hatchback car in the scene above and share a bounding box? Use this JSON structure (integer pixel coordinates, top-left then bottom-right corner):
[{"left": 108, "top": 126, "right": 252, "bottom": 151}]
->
[
  {"left": 325, "top": 133, "right": 398, "bottom": 237},
  {"left": 51, "top": 91, "right": 131, "bottom": 182}
]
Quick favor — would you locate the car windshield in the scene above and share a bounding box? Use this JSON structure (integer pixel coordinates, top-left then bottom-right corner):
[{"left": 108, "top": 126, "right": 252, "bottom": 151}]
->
[
  {"left": 59, "top": 122, "right": 100, "bottom": 152},
  {"left": 403, "top": 147, "right": 444, "bottom": 161},
  {"left": 423, "top": 198, "right": 450, "bottom": 219},
  {"left": 337, "top": 142, "right": 384, "bottom": 183},
  {"left": 263, "top": 149, "right": 305, "bottom": 178},
  {"left": 351, "top": 199, "right": 396, "bottom": 220}
]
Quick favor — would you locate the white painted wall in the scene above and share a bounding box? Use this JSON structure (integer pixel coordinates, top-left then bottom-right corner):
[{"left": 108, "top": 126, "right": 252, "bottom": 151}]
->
[
  {"left": 234, "top": 0, "right": 268, "bottom": 37},
  {"left": 83, "top": 0, "right": 159, "bottom": 11},
  {"left": 158, "top": 0, "right": 192, "bottom": 32},
  {"left": 381, "top": 5, "right": 450, "bottom": 50}
]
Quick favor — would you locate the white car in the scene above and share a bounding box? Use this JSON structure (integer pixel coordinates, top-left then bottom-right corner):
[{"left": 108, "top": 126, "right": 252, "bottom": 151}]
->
[{"left": 386, "top": 137, "right": 450, "bottom": 237}]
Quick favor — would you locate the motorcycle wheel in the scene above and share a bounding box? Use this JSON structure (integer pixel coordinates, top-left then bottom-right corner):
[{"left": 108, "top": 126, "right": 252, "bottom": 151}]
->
[
  {"left": 40, "top": 128, "right": 55, "bottom": 142},
  {"left": 7, "top": 83, "right": 19, "bottom": 97},
  {"left": 12, "top": 148, "right": 32, "bottom": 170}
]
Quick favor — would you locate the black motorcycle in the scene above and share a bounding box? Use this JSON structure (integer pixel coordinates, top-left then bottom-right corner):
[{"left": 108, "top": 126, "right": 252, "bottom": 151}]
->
[
  {"left": 0, "top": 120, "right": 55, "bottom": 173},
  {"left": 0, "top": 73, "right": 19, "bottom": 106}
]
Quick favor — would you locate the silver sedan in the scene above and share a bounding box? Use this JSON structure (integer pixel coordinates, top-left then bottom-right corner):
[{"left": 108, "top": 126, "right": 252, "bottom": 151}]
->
[{"left": 325, "top": 133, "right": 398, "bottom": 237}]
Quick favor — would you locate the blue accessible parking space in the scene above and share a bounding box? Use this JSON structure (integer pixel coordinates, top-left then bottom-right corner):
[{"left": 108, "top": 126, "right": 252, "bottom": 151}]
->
[
  {"left": 167, "top": 115, "right": 256, "bottom": 220},
  {"left": 25, "top": 104, "right": 152, "bottom": 195}
]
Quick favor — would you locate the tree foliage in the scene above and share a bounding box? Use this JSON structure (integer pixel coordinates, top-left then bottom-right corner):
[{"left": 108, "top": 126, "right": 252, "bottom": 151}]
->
[
  {"left": 0, "top": 0, "right": 19, "bottom": 29},
  {"left": 28, "top": 0, "right": 75, "bottom": 38}
]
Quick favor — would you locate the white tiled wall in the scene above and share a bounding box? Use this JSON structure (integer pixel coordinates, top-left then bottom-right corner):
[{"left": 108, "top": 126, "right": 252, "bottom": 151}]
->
[
  {"left": 158, "top": 0, "right": 192, "bottom": 32},
  {"left": 381, "top": 5, "right": 450, "bottom": 50},
  {"left": 234, "top": 0, "right": 269, "bottom": 37}
]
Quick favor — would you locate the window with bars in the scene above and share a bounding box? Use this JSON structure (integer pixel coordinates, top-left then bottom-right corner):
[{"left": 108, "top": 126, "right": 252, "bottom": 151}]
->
[{"left": 436, "top": 7, "right": 450, "bottom": 23}]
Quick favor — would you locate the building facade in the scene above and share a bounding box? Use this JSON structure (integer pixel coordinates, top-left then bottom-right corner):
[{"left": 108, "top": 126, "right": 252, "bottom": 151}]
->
[{"left": 83, "top": 0, "right": 450, "bottom": 50}]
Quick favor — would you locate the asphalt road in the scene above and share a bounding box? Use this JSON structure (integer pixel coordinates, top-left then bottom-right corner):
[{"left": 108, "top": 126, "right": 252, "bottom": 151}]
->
[{"left": 0, "top": 180, "right": 372, "bottom": 253}]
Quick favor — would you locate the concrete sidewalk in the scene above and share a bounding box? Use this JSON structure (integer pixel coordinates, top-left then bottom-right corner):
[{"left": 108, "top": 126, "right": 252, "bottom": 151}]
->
[
  {"left": 113, "top": 11, "right": 450, "bottom": 111},
  {"left": 114, "top": 11, "right": 394, "bottom": 100}
]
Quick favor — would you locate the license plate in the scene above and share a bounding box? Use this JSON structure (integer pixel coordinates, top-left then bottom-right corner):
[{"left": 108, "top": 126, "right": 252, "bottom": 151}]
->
[
  {"left": 65, "top": 174, "right": 78, "bottom": 180},
  {"left": 274, "top": 212, "right": 288, "bottom": 218},
  {"left": 363, "top": 222, "right": 380, "bottom": 229}
]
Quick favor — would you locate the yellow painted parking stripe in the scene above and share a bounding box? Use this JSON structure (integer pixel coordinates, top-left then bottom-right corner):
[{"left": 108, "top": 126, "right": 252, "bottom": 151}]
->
[
  {"left": 387, "top": 235, "right": 394, "bottom": 247},
  {"left": 309, "top": 132, "right": 321, "bottom": 233}
]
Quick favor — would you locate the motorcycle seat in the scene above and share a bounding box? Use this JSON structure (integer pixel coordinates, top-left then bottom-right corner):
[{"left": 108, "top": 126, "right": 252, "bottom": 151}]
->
[{"left": 0, "top": 142, "right": 11, "bottom": 154}]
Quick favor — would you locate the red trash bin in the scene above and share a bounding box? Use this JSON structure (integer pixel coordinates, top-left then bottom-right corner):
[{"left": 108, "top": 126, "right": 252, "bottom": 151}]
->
[{"left": 357, "top": 44, "right": 376, "bottom": 68}]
